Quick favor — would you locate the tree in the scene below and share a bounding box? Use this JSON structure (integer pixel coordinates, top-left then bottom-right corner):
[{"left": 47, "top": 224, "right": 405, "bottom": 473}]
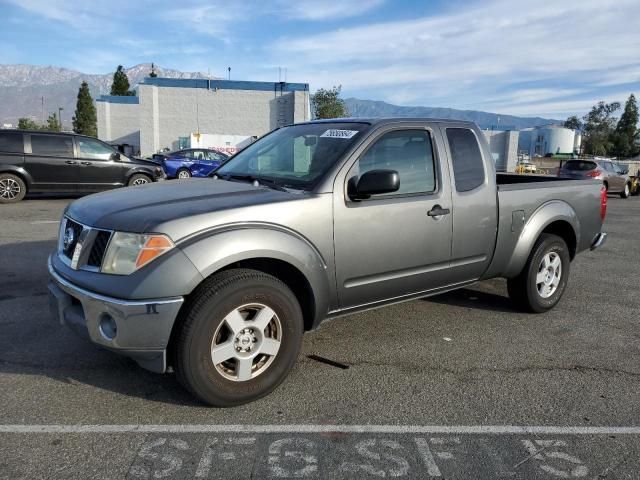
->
[
  {"left": 582, "top": 101, "right": 620, "bottom": 156},
  {"left": 72, "top": 81, "right": 97, "bottom": 137},
  {"left": 18, "top": 118, "right": 41, "bottom": 130},
  {"left": 149, "top": 63, "right": 158, "bottom": 78},
  {"left": 46, "top": 112, "right": 61, "bottom": 132},
  {"left": 311, "top": 85, "right": 348, "bottom": 119},
  {"left": 110, "top": 65, "right": 135, "bottom": 96},
  {"left": 563, "top": 115, "right": 582, "bottom": 132},
  {"left": 611, "top": 94, "right": 638, "bottom": 158}
]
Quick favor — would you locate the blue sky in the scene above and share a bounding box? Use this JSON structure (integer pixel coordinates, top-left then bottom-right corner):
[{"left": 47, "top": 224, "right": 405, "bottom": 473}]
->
[{"left": 1, "top": 0, "right": 639, "bottom": 119}]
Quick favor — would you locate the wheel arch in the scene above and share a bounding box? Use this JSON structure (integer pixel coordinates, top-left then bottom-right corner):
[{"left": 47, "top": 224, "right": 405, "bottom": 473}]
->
[
  {"left": 177, "top": 226, "right": 332, "bottom": 332},
  {"left": 504, "top": 201, "right": 579, "bottom": 278},
  {"left": 0, "top": 166, "right": 33, "bottom": 188}
]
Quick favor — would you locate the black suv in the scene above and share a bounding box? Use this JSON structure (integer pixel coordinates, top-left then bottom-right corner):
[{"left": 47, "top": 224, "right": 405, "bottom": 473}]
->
[{"left": 0, "top": 130, "right": 165, "bottom": 203}]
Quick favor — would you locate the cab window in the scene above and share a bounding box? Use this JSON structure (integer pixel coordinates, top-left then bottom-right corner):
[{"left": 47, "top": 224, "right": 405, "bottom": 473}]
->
[{"left": 352, "top": 130, "right": 436, "bottom": 197}]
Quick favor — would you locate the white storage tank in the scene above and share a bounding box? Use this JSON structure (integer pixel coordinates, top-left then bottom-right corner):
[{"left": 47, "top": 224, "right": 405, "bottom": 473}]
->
[{"left": 535, "top": 125, "right": 575, "bottom": 155}]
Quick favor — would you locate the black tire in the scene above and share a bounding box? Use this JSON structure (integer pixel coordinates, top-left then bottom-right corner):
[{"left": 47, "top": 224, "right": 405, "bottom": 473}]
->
[
  {"left": 174, "top": 268, "right": 303, "bottom": 407},
  {"left": 177, "top": 168, "right": 192, "bottom": 179},
  {"left": 507, "top": 233, "right": 570, "bottom": 313},
  {"left": 620, "top": 183, "right": 630, "bottom": 199},
  {"left": 127, "top": 173, "right": 152, "bottom": 186},
  {"left": 0, "top": 173, "right": 27, "bottom": 203}
]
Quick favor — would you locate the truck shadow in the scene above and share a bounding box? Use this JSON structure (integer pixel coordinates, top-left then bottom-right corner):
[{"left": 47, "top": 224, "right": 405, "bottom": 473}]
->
[
  {"left": 0, "top": 239, "right": 202, "bottom": 407},
  {"left": 424, "top": 287, "right": 518, "bottom": 313}
]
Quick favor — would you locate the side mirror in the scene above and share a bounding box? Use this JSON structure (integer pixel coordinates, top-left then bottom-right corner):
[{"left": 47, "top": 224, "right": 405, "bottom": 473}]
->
[
  {"left": 110, "top": 152, "right": 121, "bottom": 161},
  {"left": 620, "top": 168, "right": 629, "bottom": 175},
  {"left": 349, "top": 169, "right": 400, "bottom": 200}
]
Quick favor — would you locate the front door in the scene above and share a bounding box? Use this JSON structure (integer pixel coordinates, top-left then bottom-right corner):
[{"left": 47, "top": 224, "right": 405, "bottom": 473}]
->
[
  {"left": 333, "top": 126, "right": 453, "bottom": 309},
  {"left": 75, "top": 137, "right": 126, "bottom": 191}
]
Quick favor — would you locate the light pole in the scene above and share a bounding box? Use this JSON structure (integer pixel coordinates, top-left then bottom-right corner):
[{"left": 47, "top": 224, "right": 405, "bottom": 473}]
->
[{"left": 58, "top": 107, "right": 63, "bottom": 131}]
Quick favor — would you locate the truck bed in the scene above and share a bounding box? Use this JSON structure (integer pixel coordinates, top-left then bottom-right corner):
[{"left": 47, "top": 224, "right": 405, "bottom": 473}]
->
[{"left": 482, "top": 174, "right": 604, "bottom": 279}]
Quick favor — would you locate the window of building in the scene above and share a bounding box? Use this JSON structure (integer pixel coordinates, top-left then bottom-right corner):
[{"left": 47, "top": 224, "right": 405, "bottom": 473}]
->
[
  {"left": 77, "top": 137, "right": 115, "bottom": 160},
  {"left": 30, "top": 134, "right": 74, "bottom": 157},
  {"left": 446, "top": 128, "right": 485, "bottom": 192},
  {"left": 0, "top": 132, "right": 23, "bottom": 153},
  {"left": 353, "top": 129, "right": 436, "bottom": 196}
]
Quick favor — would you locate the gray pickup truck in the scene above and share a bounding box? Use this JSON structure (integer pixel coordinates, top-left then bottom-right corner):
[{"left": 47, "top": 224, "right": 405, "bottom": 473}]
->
[{"left": 48, "top": 118, "right": 607, "bottom": 406}]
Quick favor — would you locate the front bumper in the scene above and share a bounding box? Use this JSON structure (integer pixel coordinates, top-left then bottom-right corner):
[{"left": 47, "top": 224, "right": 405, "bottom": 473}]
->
[{"left": 47, "top": 255, "right": 183, "bottom": 373}]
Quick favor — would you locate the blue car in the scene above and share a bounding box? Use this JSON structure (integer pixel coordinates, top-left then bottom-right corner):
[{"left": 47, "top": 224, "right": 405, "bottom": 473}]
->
[{"left": 162, "top": 148, "right": 230, "bottom": 179}]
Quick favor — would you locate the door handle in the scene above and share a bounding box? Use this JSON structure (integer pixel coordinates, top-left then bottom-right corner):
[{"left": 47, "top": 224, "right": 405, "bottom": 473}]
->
[
  {"left": 81, "top": 161, "right": 92, "bottom": 165},
  {"left": 65, "top": 160, "right": 77, "bottom": 165},
  {"left": 427, "top": 205, "right": 451, "bottom": 217}
]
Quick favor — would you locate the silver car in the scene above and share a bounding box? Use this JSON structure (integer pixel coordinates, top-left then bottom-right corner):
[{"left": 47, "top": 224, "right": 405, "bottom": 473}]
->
[{"left": 558, "top": 159, "right": 632, "bottom": 198}]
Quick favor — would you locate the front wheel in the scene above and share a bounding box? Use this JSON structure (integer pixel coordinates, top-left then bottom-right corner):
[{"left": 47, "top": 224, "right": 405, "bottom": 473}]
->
[
  {"left": 128, "top": 174, "right": 152, "bottom": 186},
  {"left": 507, "top": 233, "right": 570, "bottom": 313},
  {"left": 620, "top": 183, "right": 630, "bottom": 199},
  {"left": 174, "top": 269, "right": 303, "bottom": 407}
]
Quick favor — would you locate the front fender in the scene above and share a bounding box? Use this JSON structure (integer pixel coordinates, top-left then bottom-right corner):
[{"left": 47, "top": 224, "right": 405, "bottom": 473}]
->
[
  {"left": 178, "top": 224, "right": 331, "bottom": 325},
  {"left": 503, "top": 200, "right": 579, "bottom": 278}
]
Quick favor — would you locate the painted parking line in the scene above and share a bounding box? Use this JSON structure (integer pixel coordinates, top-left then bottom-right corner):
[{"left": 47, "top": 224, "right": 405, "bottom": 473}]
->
[{"left": 1, "top": 424, "right": 639, "bottom": 434}]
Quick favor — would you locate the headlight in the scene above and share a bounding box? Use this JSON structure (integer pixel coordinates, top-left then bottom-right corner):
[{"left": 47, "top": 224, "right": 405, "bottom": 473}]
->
[{"left": 102, "top": 232, "right": 174, "bottom": 275}]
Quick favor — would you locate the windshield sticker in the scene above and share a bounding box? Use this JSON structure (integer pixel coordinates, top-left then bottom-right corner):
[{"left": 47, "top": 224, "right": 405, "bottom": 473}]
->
[{"left": 320, "top": 129, "right": 359, "bottom": 139}]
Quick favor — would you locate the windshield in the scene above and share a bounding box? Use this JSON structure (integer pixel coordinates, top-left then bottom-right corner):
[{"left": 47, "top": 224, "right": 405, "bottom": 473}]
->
[{"left": 215, "top": 122, "right": 368, "bottom": 190}]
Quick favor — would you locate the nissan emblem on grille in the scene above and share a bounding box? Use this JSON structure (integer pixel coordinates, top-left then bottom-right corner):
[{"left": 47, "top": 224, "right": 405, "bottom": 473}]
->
[{"left": 63, "top": 226, "right": 75, "bottom": 250}]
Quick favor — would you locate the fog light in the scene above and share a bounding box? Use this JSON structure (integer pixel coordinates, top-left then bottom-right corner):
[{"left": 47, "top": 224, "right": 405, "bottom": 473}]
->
[{"left": 98, "top": 313, "right": 117, "bottom": 340}]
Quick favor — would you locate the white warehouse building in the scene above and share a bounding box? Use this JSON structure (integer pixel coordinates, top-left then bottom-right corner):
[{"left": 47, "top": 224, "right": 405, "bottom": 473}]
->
[
  {"left": 518, "top": 125, "right": 579, "bottom": 157},
  {"left": 96, "top": 78, "right": 311, "bottom": 157}
]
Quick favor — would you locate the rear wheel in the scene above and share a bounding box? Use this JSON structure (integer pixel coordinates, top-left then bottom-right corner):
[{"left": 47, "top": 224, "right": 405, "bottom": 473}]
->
[
  {"left": 620, "top": 182, "right": 630, "bottom": 199},
  {"left": 507, "top": 233, "right": 570, "bottom": 313},
  {"left": 174, "top": 269, "right": 303, "bottom": 407},
  {"left": 0, "top": 173, "right": 26, "bottom": 203},
  {"left": 128, "top": 174, "right": 152, "bottom": 186},
  {"left": 177, "top": 168, "right": 192, "bottom": 179}
]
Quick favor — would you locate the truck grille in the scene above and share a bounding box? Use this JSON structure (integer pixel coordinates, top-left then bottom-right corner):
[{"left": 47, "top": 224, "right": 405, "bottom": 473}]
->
[
  {"left": 59, "top": 217, "right": 113, "bottom": 271},
  {"left": 87, "top": 230, "right": 112, "bottom": 267}
]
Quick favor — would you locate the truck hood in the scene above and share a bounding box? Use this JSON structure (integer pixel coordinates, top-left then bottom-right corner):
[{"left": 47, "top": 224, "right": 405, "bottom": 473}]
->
[{"left": 66, "top": 179, "right": 299, "bottom": 234}]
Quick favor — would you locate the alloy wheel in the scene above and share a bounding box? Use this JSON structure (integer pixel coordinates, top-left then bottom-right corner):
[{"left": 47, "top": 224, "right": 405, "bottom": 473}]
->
[
  {"left": 536, "top": 252, "right": 562, "bottom": 298},
  {"left": 210, "top": 303, "right": 282, "bottom": 381},
  {"left": 0, "top": 178, "right": 21, "bottom": 200}
]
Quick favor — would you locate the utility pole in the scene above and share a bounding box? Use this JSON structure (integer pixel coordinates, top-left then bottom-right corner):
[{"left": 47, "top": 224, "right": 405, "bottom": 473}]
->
[
  {"left": 227, "top": 67, "right": 231, "bottom": 80},
  {"left": 58, "top": 107, "right": 64, "bottom": 131},
  {"left": 41, "top": 96, "right": 45, "bottom": 125}
]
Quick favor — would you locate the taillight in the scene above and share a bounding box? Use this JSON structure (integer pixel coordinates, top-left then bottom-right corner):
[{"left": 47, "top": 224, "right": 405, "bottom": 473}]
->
[
  {"left": 586, "top": 169, "right": 602, "bottom": 178},
  {"left": 600, "top": 185, "right": 607, "bottom": 221}
]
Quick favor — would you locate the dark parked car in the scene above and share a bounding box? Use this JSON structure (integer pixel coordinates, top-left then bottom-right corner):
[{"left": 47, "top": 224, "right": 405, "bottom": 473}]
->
[
  {"left": 161, "top": 148, "right": 230, "bottom": 179},
  {"left": 558, "top": 159, "right": 631, "bottom": 198},
  {"left": 0, "top": 130, "right": 165, "bottom": 203}
]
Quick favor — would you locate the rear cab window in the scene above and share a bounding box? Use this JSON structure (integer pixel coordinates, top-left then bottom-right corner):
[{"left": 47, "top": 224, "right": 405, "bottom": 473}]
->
[
  {"left": 446, "top": 128, "right": 485, "bottom": 192},
  {"left": 30, "top": 134, "right": 74, "bottom": 157},
  {"left": 0, "top": 132, "right": 24, "bottom": 154}
]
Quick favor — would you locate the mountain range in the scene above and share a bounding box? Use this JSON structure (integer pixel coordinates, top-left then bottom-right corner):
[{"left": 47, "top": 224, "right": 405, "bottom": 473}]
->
[{"left": 0, "top": 63, "right": 560, "bottom": 129}]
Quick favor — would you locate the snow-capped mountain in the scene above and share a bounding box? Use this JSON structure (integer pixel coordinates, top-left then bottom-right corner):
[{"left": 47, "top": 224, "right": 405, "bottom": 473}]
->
[{"left": 0, "top": 63, "right": 211, "bottom": 126}]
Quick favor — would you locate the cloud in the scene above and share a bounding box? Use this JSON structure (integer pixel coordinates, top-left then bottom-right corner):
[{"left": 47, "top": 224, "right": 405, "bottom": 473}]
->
[
  {"left": 276, "top": 0, "right": 385, "bottom": 21},
  {"left": 271, "top": 0, "right": 640, "bottom": 116}
]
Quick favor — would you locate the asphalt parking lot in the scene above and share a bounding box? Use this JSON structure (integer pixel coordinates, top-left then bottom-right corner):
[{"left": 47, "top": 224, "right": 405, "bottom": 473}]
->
[{"left": 1, "top": 194, "right": 639, "bottom": 479}]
